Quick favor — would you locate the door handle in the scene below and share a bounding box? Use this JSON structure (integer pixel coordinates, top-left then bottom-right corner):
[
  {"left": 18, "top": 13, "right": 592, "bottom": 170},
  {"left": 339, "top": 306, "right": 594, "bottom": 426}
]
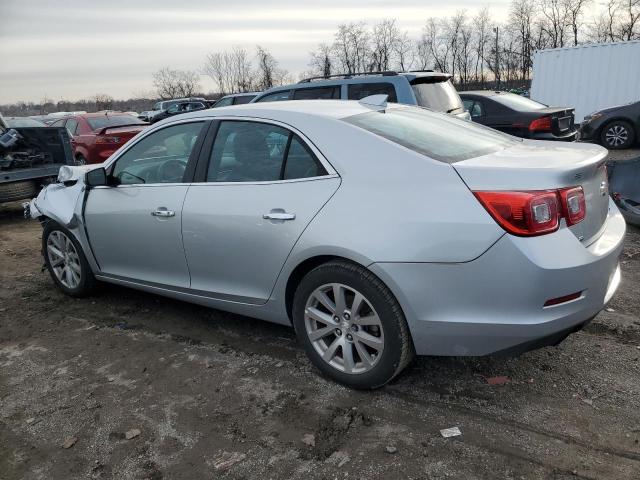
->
[
  {"left": 263, "top": 212, "right": 295, "bottom": 221},
  {"left": 151, "top": 208, "right": 175, "bottom": 218}
]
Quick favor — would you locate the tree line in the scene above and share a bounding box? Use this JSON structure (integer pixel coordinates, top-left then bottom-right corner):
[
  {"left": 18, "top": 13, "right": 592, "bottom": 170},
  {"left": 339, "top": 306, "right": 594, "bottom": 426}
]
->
[{"left": 2, "top": 0, "right": 638, "bottom": 115}]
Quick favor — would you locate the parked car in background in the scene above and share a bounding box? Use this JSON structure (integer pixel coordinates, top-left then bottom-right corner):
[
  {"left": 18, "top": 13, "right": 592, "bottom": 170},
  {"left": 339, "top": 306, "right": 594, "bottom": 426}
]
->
[
  {"left": 149, "top": 101, "right": 208, "bottom": 124},
  {"left": 148, "top": 97, "right": 206, "bottom": 122},
  {"left": 579, "top": 100, "right": 639, "bottom": 150},
  {"left": 0, "top": 113, "right": 74, "bottom": 204},
  {"left": 28, "top": 99, "right": 624, "bottom": 388},
  {"left": 211, "top": 92, "right": 259, "bottom": 108},
  {"left": 138, "top": 111, "right": 155, "bottom": 122},
  {"left": 49, "top": 113, "right": 147, "bottom": 164},
  {"left": 4, "top": 117, "right": 46, "bottom": 128},
  {"left": 251, "top": 71, "right": 470, "bottom": 120},
  {"left": 460, "top": 91, "right": 578, "bottom": 141}
]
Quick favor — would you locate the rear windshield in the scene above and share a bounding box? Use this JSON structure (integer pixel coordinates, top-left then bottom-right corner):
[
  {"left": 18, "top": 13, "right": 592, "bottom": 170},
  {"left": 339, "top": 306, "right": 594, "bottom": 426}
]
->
[
  {"left": 87, "top": 115, "right": 145, "bottom": 130},
  {"left": 342, "top": 106, "right": 519, "bottom": 163},
  {"left": 411, "top": 79, "right": 464, "bottom": 114},
  {"left": 491, "top": 94, "right": 546, "bottom": 111}
]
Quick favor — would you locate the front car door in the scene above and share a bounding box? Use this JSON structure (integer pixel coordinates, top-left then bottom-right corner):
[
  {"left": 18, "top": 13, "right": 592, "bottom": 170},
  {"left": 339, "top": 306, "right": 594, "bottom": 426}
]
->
[
  {"left": 84, "top": 120, "right": 207, "bottom": 287},
  {"left": 181, "top": 119, "right": 340, "bottom": 304}
]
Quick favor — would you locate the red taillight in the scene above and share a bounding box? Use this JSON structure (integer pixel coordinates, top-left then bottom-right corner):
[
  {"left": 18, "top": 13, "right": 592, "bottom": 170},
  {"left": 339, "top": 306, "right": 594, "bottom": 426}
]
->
[
  {"left": 529, "top": 116, "right": 552, "bottom": 132},
  {"left": 474, "top": 186, "right": 587, "bottom": 237},
  {"left": 95, "top": 136, "right": 120, "bottom": 144},
  {"left": 558, "top": 186, "right": 586, "bottom": 226},
  {"left": 473, "top": 190, "right": 560, "bottom": 236}
]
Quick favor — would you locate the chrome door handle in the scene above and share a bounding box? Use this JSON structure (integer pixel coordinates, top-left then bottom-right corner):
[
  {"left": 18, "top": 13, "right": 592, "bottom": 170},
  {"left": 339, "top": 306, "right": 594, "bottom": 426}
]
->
[
  {"left": 151, "top": 208, "right": 175, "bottom": 217},
  {"left": 263, "top": 212, "right": 295, "bottom": 221}
]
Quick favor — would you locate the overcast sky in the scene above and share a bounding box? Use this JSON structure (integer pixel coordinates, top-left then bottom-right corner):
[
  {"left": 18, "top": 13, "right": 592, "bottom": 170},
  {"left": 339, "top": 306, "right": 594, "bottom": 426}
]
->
[{"left": 0, "top": 0, "right": 511, "bottom": 104}]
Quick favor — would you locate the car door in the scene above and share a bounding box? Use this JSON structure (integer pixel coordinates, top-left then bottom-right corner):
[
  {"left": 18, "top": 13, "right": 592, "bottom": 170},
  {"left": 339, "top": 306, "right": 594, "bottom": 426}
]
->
[
  {"left": 181, "top": 119, "right": 340, "bottom": 304},
  {"left": 84, "top": 120, "right": 208, "bottom": 287}
]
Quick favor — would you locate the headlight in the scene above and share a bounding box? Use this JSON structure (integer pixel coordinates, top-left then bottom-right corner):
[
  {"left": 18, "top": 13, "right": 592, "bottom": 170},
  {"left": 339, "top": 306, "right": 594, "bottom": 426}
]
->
[
  {"left": 585, "top": 112, "right": 603, "bottom": 122},
  {"left": 57, "top": 166, "right": 74, "bottom": 183}
]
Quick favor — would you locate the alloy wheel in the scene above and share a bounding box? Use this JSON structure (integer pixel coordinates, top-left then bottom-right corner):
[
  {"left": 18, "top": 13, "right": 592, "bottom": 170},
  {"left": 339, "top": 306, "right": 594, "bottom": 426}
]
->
[
  {"left": 605, "top": 125, "right": 629, "bottom": 147},
  {"left": 304, "top": 283, "right": 384, "bottom": 374},
  {"left": 46, "top": 230, "right": 82, "bottom": 289}
]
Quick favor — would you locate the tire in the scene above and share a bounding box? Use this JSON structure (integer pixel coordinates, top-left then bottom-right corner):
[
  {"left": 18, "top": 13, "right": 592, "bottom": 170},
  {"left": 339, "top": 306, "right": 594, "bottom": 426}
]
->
[
  {"left": 292, "top": 260, "right": 414, "bottom": 389},
  {"left": 0, "top": 180, "right": 38, "bottom": 203},
  {"left": 75, "top": 154, "right": 87, "bottom": 165},
  {"left": 600, "top": 120, "right": 635, "bottom": 150},
  {"left": 42, "top": 221, "right": 96, "bottom": 297}
]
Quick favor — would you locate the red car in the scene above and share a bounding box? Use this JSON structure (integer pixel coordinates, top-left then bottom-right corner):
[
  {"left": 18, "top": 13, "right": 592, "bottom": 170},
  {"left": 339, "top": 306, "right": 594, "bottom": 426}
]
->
[{"left": 49, "top": 112, "right": 147, "bottom": 164}]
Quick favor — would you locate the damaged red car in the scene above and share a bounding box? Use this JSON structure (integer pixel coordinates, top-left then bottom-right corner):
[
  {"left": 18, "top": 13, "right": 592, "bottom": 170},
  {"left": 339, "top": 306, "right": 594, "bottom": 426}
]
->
[{"left": 49, "top": 113, "right": 147, "bottom": 164}]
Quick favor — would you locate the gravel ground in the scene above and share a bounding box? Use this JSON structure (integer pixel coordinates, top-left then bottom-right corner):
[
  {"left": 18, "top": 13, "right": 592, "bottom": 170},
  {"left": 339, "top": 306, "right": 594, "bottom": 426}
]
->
[{"left": 1, "top": 149, "right": 639, "bottom": 480}]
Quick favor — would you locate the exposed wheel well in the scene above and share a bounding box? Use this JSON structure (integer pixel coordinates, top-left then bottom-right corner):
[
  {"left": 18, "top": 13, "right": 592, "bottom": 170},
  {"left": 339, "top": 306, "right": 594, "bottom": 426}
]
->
[{"left": 284, "top": 255, "right": 365, "bottom": 323}]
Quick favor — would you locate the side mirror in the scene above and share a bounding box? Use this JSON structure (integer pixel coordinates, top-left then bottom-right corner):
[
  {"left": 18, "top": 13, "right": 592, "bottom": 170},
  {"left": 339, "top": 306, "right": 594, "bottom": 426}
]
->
[{"left": 86, "top": 167, "right": 107, "bottom": 187}]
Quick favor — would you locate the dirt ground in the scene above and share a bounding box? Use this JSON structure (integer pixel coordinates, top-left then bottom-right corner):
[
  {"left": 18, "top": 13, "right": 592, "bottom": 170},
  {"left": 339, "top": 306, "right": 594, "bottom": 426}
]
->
[{"left": 1, "top": 150, "right": 640, "bottom": 480}]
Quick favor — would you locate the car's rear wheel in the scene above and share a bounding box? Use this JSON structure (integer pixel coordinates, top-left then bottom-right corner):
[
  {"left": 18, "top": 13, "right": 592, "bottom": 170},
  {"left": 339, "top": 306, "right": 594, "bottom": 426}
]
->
[
  {"left": 43, "top": 221, "right": 96, "bottom": 297},
  {"left": 601, "top": 121, "right": 635, "bottom": 149},
  {"left": 292, "top": 261, "right": 414, "bottom": 389}
]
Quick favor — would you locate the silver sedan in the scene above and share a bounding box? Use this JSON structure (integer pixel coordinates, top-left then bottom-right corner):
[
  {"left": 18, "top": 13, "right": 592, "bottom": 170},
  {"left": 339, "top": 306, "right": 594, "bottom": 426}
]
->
[{"left": 28, "top": 99, "right": 625, "bottom": 388}]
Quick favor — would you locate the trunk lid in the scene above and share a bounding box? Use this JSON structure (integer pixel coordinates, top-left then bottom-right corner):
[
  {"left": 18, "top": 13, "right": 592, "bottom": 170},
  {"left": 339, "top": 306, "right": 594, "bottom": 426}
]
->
[
  {"left": 454, "top": 140, "right": 610, "bottom": 244},
  {"left": 537, "top": 107, "right": 575, "bottom": 135}
]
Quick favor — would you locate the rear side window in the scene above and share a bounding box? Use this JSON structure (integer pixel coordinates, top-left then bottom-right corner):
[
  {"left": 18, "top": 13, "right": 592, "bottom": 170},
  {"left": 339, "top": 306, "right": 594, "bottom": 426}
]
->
[
  {"left": 214, "top": 97, "right": 233, "bottom": 108},
  {"left": 255, "top": 91, "right": 291, "bottom": 103},
  {"left": 233, "top": 95, "right": 255, "bottom": 105},
  {"left": 293, "top": 87, "right": 340, "bottom": 100},
  {"left": 462, "top": 99, "right": 484, "bottom": 118},
  {"left": 207, "top": 121, "right": 326, "bottom": 182},
  {"left": 342, "top": 106, "right": 519, "bottom": 163},
  {"left": 411, "top": 79, "right": 464, "bottom": 114},
  {"left": 348, "top": 83, "right": 397, "bottom": 102}
]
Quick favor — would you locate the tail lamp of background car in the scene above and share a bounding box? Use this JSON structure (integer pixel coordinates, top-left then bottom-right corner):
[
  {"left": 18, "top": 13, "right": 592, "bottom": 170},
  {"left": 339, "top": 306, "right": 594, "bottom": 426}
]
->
[
  {"left": 474, "top": 187, "right": 586, "bottom": 236},
  {"left": 528, "top": 116, "right": 552, "bottom": 132},
  {"left": 95, "top": 135, "right": 121, "bottom": 145}
]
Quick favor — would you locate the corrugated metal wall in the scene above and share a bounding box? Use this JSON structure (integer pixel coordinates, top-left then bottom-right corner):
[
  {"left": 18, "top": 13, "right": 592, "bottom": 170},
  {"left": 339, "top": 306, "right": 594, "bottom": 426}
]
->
[{"left": 531, "top": 41, "right": 640, "bottom": 122}]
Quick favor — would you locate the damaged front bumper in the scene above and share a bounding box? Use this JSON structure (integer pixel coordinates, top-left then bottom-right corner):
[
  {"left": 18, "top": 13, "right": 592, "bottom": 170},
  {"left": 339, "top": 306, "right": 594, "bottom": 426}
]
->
[{"left": 23, "top": 198, "right": 42, "bottom": 219}]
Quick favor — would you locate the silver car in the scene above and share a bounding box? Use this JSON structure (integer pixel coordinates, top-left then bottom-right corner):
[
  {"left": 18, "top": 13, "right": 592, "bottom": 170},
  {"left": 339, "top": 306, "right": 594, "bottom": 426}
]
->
[{"left": 28, "top": 99, "right": 625, "bottom": 389}]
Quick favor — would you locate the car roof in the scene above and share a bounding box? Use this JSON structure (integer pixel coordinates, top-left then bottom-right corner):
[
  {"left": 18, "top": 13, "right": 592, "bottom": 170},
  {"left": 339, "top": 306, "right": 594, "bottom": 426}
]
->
[
  {"left": 459, "top": 91, "right": 509, "bottom": 97},
  {"left": 159, "top": 99, "right": 397, "bottom": 124},
  {"left": 256, "top": 71, "right": 452, "bottom": 97}
]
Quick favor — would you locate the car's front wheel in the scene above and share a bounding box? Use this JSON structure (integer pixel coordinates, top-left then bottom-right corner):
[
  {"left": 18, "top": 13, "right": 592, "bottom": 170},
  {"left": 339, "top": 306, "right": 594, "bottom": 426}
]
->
[
  {"left": 601, "top": 120, "right": 635, "bottom": 149},
  {"left": 43, "top": 221, "right": 96, "bottom": 297},
  {"left": 292, "top": 261, "right": 414, "bottom": 389}
]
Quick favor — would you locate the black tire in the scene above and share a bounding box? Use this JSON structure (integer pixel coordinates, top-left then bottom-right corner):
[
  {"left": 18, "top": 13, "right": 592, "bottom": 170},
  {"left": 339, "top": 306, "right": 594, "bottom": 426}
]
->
[
  {"left": 0, "top": 180, "right": 38, "bottom": 203},
  {"left": 292, "top": 260, "right": 414, "bottom": 389},
  {"left": 42, "top": 220, "right": 96, "bottom": 297},
  {"left": 600, "top": 120, "right": 635, "bottom": 150}
]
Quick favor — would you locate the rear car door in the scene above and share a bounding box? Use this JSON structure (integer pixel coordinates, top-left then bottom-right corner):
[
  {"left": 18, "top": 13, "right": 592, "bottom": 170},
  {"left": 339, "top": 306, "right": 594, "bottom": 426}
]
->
[
  {"left": 84, "top": 120, "right": 207, "bottom": 287},
  {"left": 181, "top": 119, "right": 340, "bottom": 304}
]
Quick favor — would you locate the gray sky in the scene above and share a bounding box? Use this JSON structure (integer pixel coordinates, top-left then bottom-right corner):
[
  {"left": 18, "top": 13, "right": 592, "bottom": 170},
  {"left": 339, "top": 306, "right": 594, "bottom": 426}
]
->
[{"left": 0, "top": 0, "right": 511, "bottom": 103}]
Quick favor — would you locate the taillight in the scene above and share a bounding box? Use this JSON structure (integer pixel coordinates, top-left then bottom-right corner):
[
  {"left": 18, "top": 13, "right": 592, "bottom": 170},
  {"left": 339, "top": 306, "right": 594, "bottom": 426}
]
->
[
  {"left": 473, "top": 191, "right": 560, "bottom": 236},
  {"left": 474, "top": 186, "right": 587, "bottom": 236},
  {"left": 529, "top": 116, "right": 552, "bottom": 132},
  {"left": 95, "top": 136, "right": 120, "bottom": 144},
  {"left": 558, "top": 186, "right": 586, "bottom": 226}
]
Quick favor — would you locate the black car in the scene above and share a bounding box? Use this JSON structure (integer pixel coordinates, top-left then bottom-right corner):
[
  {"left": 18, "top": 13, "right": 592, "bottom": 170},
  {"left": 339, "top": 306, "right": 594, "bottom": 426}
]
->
[
  {"left": 150, "top": 101, "right": 208, "bottom": 124},
  {"left": 460, "top": 91, "right": 577, "bottom": 141},
  {"left": 580, "top": 100, "right": 640, "bottom": 150}
]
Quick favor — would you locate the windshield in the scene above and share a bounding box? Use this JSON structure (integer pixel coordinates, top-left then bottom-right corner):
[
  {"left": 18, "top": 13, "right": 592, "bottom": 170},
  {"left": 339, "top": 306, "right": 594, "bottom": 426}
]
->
[
  {"left": 87, "top": 115, "right": 145, "bottom": 130},
  {"left": 491, "top": 94, "right": 547, "bottom": 111},
  {"left": 411, "top": 79, "right": 464, "bottom": 113},
  {"left": 6, "top": 118, "right": 46, "bottom": 127},
  {"left": 342, "top": 106, "right": 519, "bottom": 163}
]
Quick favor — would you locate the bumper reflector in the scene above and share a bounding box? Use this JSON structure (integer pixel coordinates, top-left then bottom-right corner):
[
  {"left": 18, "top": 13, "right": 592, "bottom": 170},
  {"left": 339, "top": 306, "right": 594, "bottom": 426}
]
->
[{"left": 543, "top": 291, "right": 582, "bottom": 307}]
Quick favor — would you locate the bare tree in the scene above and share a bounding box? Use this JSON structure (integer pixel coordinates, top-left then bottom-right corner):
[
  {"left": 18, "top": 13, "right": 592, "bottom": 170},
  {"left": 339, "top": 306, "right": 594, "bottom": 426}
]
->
[
  {"left": 510, "top": 0, "right": 535, "bottom": 80},
  {"left": 93, "top": 94, "right": 113, "bottom": 111},
  {"left": 308, "top": 43, "right": 333, "bottom": 77},
  {"left": 540, "top": 0, "right": 569, "bottom": 47},
  {"left": 203, "top": 47, "right": 253, "bottom": 94},
  {"left": 333, "top": 22, "right": 371, "bottom": 73},
  {"left": 564, "top": 0, "right": 591, "bottom": 45},
  {"left": 619, "top": 0, "right": 640, "bottom": 39},
  {"left": 394, "top": 30, "right": 415, "bottom": 71},
  {"left": 153, "top": 67, "right": 200, "bottom": 99},
  {"left": 472, "top": 8, "right": 491, "bottom": 83},
  {"left": 370, "top": 19, "right": 400, "bottom": 71}
]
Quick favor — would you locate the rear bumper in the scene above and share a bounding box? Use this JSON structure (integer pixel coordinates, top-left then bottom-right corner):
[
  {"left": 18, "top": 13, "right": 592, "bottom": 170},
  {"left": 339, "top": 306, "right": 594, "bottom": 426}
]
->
[
  {"left": 370, "top": 199, "right": 626, "bottom": 356},
  {"left": 530, "top": 130, "right": 578, "bottom": 142}
]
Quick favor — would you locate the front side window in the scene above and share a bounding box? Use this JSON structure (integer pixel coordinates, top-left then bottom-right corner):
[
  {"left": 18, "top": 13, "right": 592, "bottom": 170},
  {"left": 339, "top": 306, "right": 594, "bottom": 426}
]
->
[
  {"left": 348, "top": 83, "right": 397, "bottom": 102},
  {"left": 111, "top": 122, "right": 204, "bottom": 185},
  {"left": 213, "top": 97, "right": 234, "bottom": 108},
  {"left": 206, "top": 121, "right": 326, "bottom": 182},
  {"left": 293, "top": 87, "right": 340, "bottom": 100},
  {"left": 255, "top": 90, "right": 291, "bottom": 103},
  {"left": 342, "top": 106, "right": 519, "bottom": 163}
]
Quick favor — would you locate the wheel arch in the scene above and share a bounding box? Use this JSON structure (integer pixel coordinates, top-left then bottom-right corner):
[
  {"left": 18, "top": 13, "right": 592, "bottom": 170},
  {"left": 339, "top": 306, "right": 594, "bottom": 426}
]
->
[{"left": 597, "top": 116, "right": 636, "bottom": 138}]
